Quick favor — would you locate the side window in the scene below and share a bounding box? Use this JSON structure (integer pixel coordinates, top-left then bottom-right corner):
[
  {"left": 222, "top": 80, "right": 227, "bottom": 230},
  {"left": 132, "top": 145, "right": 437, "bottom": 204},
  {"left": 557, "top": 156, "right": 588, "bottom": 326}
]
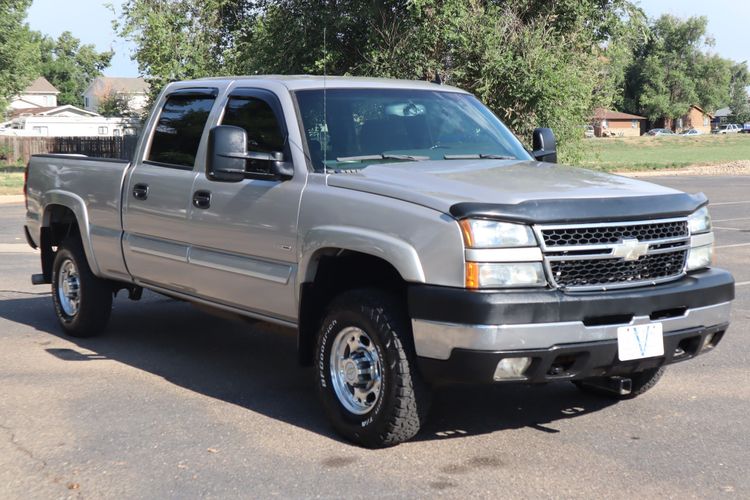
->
[
  {"left": 221, "top": 96, "right": 284, "bottom": 173},
  {"left": 148, "top": 92, "right": 216, "bottom": 168}
]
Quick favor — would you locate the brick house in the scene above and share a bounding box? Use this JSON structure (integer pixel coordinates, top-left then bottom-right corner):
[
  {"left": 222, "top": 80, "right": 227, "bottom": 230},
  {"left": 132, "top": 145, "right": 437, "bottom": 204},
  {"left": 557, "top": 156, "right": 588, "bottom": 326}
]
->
[
  {"left": 676, "top": 105, "right": 713, "bottom": 134},
  {"left": 592, "top": 108, "right": 646, "bottom": 137}
]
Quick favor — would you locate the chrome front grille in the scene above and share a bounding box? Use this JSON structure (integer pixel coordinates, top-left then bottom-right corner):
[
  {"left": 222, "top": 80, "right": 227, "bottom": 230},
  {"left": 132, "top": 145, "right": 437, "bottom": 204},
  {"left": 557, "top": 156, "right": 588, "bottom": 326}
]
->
[{"left": 536, "top": 218, "right": 690, "bottom": 290}]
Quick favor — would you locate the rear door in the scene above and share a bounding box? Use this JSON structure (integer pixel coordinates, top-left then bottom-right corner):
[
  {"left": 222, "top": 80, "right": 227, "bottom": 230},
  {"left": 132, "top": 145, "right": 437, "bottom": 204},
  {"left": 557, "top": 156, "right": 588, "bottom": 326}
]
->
[
  {"left": 185, "top": 88, "right": 304, "bottom": 321},
  {"left": 122, "top": 88, "right": 218, "bottom": 291}
]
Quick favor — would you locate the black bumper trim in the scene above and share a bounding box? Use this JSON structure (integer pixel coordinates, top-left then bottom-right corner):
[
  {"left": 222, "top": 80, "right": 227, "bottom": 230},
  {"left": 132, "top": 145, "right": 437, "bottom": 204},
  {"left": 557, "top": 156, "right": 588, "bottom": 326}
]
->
[
  {"left": 408, "top": 268, "right": 734, "bottom": 325},
  {"left": 418, "top": 323, "right": 728, "bottom": 385}
]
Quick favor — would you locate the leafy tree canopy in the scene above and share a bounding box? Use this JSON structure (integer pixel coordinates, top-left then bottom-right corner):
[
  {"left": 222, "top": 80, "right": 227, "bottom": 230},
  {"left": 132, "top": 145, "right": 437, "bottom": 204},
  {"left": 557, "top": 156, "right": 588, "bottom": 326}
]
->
[
  {"left": 0, "top": 0, "right": 39, "bottom": 112},
  {"left": 35, "top": 31, "right": 114, "bottom": 107}
]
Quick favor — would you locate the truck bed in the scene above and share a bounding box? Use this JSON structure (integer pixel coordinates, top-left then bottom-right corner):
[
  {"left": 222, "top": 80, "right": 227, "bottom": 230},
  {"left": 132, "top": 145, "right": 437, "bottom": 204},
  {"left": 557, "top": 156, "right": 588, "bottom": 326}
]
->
[{"left": 26, "top": 154, "right": 131, "bottom": 281}]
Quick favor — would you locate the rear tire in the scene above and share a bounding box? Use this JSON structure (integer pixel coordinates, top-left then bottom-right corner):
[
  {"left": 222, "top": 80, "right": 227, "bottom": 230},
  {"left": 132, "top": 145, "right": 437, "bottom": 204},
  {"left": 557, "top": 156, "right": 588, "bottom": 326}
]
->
[
  {"left": 573, "top": 367, "right": 666, "bottom": 400},
  {"left": 51, "top": 237, "right": 113, "bottom": 337},
  {"left": 315, "top": 289, "right": 431, "bottom": 448}
]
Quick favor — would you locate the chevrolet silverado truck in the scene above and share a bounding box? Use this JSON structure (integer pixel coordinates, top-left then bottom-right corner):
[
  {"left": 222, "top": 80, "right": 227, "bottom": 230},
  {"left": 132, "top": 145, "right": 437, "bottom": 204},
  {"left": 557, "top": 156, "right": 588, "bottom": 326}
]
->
[{"left": 24, "top": 77, "right": 734, "bottom": 447}]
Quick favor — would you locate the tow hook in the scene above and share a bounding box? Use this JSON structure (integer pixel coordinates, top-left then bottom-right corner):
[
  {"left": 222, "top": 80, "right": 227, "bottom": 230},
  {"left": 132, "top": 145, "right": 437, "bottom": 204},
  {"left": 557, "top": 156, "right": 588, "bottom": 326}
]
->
[{"left": 579, "top": 376, "right": 632, "bottom": 396}]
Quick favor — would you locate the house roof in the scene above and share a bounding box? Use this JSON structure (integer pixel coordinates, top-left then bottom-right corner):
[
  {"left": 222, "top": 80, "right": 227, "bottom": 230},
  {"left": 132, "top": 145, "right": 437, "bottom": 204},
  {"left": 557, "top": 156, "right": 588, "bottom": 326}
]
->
[
  {"left": 714, "top": 107, "right": 732, "bottom": 118},
  {"left": 23, "top": 77, "right": 60, "bottom": 94},
  {"left": 10, "top": 105, "right": 99, "bottom": 118},
  {"left": 593, "top": 108, "right": 646, "bottom": 121},
  {"left": 85, "top": 77, "right": 149, "bottom": 96}
]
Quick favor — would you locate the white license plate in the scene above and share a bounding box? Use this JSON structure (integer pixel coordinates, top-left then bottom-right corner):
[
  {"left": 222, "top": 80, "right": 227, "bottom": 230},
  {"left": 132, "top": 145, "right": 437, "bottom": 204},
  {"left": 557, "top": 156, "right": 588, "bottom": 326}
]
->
[{"left": 617, "top": 323, "right": 664, "bottom": 361}]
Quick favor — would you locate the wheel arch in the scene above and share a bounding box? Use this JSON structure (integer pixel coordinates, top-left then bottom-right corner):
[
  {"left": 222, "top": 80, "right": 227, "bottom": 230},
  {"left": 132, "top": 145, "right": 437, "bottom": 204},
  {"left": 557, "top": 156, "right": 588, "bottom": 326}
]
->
[
  {"left": 40, "top": 191, "right": 100, "bottom": 279},
  {"left": 296, "top": 233, "right": 420, "bottom": 365}
]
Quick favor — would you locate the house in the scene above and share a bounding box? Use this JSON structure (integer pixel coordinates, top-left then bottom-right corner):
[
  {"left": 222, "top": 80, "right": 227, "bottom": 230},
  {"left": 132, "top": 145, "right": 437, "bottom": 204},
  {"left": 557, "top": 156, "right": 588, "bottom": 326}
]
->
[
  {"left": 675, "top": 105, "right": 713, "bottom": 134},
  {"left": 592, "top": 108, "right": 646, "bottom": 137},
  {"left": 0, "top": 105, "right": 140, "bottom": 137},
  {"left": 8, "top": 77, "right": 60, "bottom": 110},
  {"left": 83, "top": 77, "right": 149, "bottom": 115}
]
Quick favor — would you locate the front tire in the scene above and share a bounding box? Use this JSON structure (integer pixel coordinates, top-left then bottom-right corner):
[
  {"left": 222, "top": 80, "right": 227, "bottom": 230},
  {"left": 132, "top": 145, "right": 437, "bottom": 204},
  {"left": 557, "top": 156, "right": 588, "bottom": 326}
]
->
[
  {"left": 315, "top": 289, "right": 431, "bottom": 448},
  {"left": 51, "top": 237, "right": 113, "bottom": 337}
]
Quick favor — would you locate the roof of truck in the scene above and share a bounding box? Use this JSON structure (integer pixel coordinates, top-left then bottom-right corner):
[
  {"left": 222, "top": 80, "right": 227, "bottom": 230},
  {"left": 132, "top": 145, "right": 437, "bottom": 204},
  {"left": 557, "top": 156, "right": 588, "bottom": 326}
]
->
[{"left": 193, "top": 75, "right": 467, "bottom": 92}]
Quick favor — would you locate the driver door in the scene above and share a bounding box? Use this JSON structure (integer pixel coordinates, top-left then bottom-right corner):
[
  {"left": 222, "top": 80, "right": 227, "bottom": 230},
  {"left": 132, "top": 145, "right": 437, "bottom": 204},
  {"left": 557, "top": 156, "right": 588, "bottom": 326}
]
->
[{"left": 185, "top": 88, "right": 304, "bottom": 322}]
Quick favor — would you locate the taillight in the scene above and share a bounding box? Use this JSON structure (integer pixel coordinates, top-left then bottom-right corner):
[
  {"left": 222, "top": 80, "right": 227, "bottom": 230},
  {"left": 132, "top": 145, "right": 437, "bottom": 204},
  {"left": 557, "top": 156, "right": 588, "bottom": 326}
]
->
[{"left": 24, "top": 163, "right": 29, "bottom": 209}]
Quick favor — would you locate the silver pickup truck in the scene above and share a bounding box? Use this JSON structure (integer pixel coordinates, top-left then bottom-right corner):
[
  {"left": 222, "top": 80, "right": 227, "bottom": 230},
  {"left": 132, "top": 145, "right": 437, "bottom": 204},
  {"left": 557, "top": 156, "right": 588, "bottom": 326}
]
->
[{"left": 24, "top": 76, "right": 734, "bottom": 448}]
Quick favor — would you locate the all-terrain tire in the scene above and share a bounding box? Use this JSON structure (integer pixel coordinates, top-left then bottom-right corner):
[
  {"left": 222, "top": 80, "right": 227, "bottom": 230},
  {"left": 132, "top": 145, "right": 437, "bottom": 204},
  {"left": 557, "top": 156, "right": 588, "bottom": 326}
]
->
[
  {"left": 573, "top": 367, "right": 666, "bottom": 400},
  {"left": 315, "top": 289, "right": 431, "bottom": 448},
  {"left": 51, "top": 236, "right": 113, "bottom": 337}
]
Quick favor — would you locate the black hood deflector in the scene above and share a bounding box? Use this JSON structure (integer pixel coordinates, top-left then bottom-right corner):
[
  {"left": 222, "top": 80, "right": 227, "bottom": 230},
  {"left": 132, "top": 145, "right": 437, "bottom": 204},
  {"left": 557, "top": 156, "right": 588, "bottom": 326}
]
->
[{"left": 449, "top": 192, "right": 708, "bottom": 224}]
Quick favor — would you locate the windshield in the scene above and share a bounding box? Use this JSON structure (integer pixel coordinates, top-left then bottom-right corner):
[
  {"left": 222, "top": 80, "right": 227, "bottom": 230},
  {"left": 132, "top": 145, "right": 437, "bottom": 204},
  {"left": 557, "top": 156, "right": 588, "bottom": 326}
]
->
[{"left": 294, "top": 88, "right": 532, "bottom": 172}]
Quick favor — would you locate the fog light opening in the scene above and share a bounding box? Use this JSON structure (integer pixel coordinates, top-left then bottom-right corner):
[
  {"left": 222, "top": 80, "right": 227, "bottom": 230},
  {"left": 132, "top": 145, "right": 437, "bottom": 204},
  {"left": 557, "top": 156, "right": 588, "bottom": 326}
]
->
[{"left": 493, "top": 357, "right": 532, "bottom": 380}]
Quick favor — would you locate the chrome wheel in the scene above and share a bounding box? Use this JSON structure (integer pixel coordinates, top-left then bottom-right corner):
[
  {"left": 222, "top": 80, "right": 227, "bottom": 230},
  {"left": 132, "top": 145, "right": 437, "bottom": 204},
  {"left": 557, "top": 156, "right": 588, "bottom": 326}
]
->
[
  {"left": 329, "top": 326, "right": 383, "bottom": 415},
  {"left": 57, "top": 258, "right": 80, "bottom": 317}
]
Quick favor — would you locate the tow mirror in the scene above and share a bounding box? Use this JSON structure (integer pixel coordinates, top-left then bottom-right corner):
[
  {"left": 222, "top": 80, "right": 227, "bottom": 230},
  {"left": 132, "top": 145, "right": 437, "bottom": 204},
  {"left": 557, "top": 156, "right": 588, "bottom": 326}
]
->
[
  {"left": 207, "top": 125, "right": 293, "bottom": 182},
  {"left": 532, "top": 128, "right": 557, "bottom": 163}
]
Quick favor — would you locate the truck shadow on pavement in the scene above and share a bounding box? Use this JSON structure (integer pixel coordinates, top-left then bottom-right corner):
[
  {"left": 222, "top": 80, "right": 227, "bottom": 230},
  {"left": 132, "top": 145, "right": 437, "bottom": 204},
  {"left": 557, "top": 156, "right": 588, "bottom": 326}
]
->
[{"left": 0, "top": 292, "right": 618, "bottom": 445}]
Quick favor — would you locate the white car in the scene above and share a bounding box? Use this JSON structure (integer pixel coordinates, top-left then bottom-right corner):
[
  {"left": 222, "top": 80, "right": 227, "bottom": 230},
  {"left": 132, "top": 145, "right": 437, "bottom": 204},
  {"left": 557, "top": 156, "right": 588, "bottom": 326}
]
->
[
  {"left": 681, "top": 129, "right": 701, "bottom": 136},
  {"left": 713, "top": 124, "right": 741, "bottom": 134}
]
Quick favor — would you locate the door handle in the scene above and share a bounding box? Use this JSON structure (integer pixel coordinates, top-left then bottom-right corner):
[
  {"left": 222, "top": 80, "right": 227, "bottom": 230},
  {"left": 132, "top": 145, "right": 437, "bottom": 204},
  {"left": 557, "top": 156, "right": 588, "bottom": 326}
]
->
[
  {"left": 193, "top": 190, "right": 211, "bottom": 209},
  {"left": 133, "top": 183, "right": 149, "bottom": 200}
]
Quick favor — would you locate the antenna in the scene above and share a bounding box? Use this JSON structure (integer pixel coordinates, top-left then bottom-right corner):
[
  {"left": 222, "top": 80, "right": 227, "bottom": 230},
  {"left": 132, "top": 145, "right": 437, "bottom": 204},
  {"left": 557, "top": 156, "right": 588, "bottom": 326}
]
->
[{"left": 323, "top": 26, "right": 328, "bottom": 174}]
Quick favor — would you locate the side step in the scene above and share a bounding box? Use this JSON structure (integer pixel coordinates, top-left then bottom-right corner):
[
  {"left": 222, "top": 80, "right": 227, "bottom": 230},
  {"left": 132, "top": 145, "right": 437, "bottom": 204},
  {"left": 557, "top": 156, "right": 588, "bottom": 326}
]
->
[{"left": 31, "top": 273, "right": 50, "bottom": 285}]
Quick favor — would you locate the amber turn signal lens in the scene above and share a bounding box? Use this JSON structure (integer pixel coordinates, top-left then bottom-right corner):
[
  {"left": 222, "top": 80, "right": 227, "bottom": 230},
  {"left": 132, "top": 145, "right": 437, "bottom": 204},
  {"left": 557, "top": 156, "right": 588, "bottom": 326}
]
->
[{"left": 465, "top": 262, "right": 479, "bottom": 289}]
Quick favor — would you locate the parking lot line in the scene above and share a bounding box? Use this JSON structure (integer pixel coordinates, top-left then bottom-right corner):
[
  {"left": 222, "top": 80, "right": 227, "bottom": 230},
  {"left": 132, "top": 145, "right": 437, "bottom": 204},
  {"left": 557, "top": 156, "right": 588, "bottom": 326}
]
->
[
  {"left": 711, "top": 200, "right": 750, "bottom": 206},
  {"left": 0, "top": 244, "right": 36, "bottom": 254},
  {"left": 713, "top": 217, "right": 750, "bottom": 223},
  {"left": 715, "top": 242, "right": 750, "bottom": 249},
  {"left": 735, "top": 281, "right": 750, "bottom": 287}
]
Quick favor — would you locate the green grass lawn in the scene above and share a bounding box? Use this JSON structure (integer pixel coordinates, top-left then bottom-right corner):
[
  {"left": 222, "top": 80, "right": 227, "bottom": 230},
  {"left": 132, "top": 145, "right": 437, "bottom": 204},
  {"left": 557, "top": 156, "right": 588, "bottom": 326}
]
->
[
  {"left": 0, "top": 172, "right": 24, "bottom": 195},
  {"left": 579, "top": 134, "right": 750, "bottom": 171}
]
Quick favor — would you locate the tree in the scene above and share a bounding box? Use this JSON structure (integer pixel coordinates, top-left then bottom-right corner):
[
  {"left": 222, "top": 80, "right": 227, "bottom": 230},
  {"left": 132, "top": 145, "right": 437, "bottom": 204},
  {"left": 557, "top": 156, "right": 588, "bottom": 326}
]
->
[
  {"left": 36, "top": 31, "right": 113, "bottom": 107},
  {"left": 623, "top": 15, "right": 732, "bottom": 125},
  {"left": 728, "top": 63, "right": 750, "bottom": 124},
  {"left": 98, "top": 91, "right": 131, "bottom": 117},
  {"left": 116, "top": 0, "right": 646, "bottom": 161},
  {"left": 0, "top": 0, "right": 39, "bottom": 113}
]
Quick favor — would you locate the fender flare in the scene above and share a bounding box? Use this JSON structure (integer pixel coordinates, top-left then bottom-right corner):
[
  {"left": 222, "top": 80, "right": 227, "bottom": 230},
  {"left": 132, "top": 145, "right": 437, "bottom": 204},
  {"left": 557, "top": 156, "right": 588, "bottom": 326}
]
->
[
  {"left": 41, "top": 190, "right": 101, "bottom": 276},
  {"left": 298, "top": 225, "right": 426, "bottom": 287}
]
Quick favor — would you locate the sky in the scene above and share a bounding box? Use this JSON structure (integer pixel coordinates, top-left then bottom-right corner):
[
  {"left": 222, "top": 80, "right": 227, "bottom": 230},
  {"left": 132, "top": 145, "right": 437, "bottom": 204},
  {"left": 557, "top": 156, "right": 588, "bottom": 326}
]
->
[{"left": 24, "top": 0, "right": 750, "bottom": 78}]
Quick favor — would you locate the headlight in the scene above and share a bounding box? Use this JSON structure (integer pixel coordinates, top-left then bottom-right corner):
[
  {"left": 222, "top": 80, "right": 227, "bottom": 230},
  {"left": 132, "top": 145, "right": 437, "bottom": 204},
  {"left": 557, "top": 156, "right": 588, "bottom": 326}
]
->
[
  {"left": 460, "top": 219, "right": 536, "bottom": 248},
  {"left": 466, "top": 262, "right": 546, "bottom": 288},
  {"left": 687, "top": 206, "right": 711, "bottom": 234},
  {"left": 686, "top": 207, "right": 713, "bottom": 271}
]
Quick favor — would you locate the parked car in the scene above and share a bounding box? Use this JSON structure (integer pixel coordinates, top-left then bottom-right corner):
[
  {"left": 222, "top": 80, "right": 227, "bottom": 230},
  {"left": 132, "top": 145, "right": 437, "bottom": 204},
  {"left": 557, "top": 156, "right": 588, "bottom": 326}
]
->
[
  {"left": 583, "top": 124, "right": 595, "bottom": 138},
  {"left": 681, "top": 129, "right": 701, "bottom": 136},
  {"left": 645, "top": 128, "right": 675, "bottom": 136},
  {"left": 24, "top": 76, "right": 735, "bottom": 448},
  {"left": 713, "top": 124, "right": 741, "bottom": 134}
]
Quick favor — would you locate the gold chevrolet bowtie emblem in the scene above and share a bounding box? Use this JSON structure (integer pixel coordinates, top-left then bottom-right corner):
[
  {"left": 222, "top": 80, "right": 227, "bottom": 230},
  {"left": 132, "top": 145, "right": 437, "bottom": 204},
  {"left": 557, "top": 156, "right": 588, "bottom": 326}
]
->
[{"left": 612, "top": 238, "right": 650, "bottom": 261}]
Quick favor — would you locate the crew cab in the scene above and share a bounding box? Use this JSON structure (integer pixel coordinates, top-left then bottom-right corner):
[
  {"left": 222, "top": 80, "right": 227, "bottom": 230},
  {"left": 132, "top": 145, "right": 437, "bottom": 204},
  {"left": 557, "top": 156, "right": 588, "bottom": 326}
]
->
[{"left": 24, "top": 76, "right": 734, "bottom": 447}]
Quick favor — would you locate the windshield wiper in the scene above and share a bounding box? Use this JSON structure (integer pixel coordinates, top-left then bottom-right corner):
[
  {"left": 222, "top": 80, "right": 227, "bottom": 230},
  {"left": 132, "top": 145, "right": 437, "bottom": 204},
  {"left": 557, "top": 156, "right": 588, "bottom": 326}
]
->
[
  {"left": 336, "top": 153, "right": 430, "bottom": 162},
  {"left": 443, "top": 154, "right": 515, "bottom": 160}
]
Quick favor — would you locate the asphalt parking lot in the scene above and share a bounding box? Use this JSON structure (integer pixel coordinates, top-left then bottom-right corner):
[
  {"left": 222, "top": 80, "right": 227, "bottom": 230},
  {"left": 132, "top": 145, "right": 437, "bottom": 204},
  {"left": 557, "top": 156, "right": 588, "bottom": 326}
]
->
[{"left": 0, "top": 175, "right": 748, "bottom": 499}]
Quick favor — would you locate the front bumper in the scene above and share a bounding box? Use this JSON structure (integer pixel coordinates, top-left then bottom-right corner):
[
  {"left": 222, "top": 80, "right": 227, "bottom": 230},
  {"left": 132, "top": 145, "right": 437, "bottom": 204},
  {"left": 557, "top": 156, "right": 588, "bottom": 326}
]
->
[{"left": 408, "top": 268, "right": 734, "bottom": 384}]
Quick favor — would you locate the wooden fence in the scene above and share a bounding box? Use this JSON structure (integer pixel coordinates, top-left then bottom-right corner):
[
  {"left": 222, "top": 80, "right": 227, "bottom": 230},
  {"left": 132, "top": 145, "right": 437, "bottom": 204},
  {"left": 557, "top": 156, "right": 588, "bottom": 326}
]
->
[{"left": 0, "top": 135, "right": 139, "bottom": 165}]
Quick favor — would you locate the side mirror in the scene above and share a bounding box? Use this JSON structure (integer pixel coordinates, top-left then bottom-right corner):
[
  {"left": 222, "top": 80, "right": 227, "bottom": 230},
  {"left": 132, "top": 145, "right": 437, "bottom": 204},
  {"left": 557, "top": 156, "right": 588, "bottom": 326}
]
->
[
  {"left": 207, "top": 125, "right": 293, "bottom": 182},
  {"left": 532, "top": 128, "right": 557, "bottom": 163}
]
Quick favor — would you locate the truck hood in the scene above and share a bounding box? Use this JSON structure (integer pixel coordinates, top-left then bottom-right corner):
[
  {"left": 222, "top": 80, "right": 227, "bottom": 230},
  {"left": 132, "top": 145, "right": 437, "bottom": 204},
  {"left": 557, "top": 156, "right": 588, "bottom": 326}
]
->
[{"left": 326, "top": 160, "right": 707, "bottom": 223}]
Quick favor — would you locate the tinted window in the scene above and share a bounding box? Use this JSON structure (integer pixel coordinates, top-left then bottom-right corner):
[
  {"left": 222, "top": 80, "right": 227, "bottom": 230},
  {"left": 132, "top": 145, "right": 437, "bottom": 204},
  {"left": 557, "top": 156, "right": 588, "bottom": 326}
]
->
[
  {"left": 148, "top": 93, "right": 216, "bottom": 167},
  {"left": 221, "top": 96, "right": 284, "bottom": 153}
]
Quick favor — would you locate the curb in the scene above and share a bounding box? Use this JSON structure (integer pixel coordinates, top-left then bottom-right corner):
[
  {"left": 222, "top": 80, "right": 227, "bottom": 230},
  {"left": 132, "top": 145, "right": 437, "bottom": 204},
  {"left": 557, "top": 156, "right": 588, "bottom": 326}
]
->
[{"left": 0, "top": 195, "right": 24, "bottom": 205}]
